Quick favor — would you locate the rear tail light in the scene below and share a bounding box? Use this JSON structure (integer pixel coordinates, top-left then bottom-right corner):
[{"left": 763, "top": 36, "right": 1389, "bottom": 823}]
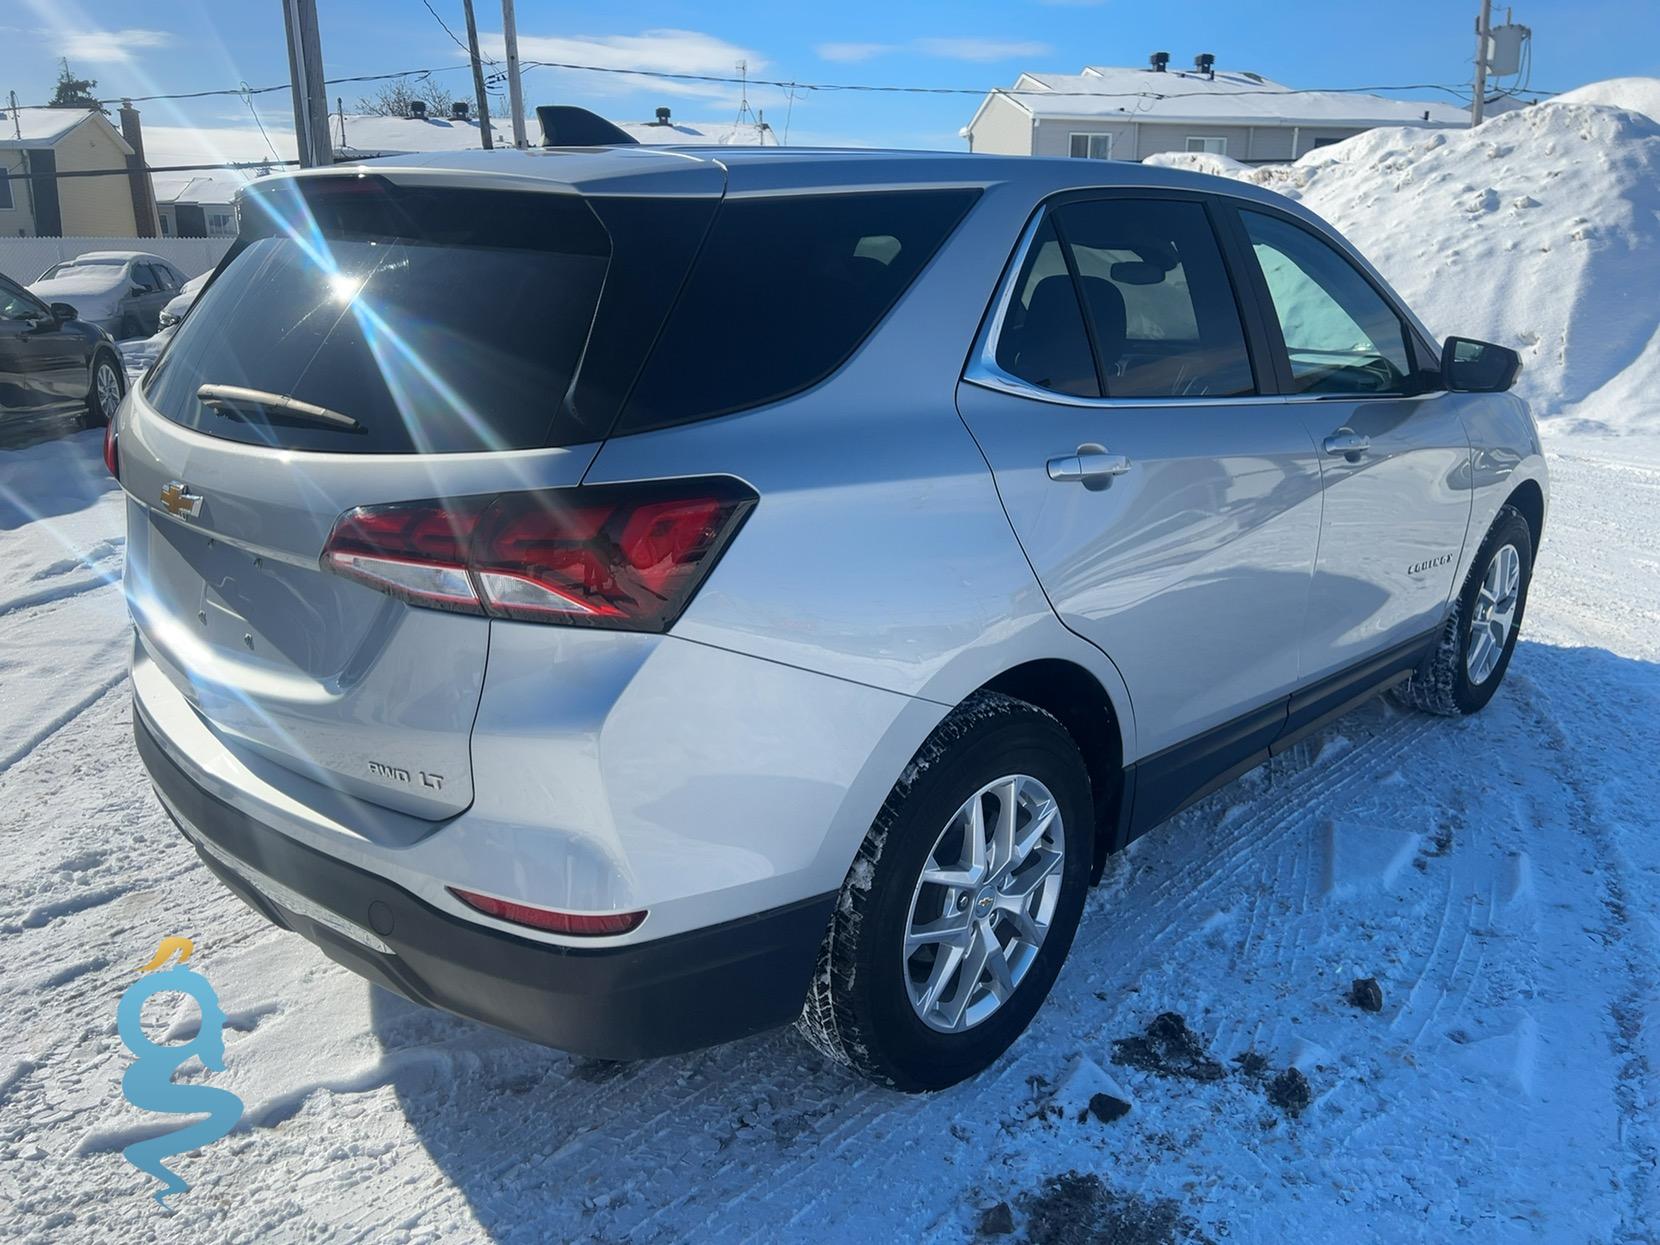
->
[
  {"left": 448, "top": 886, "right": 646, "bottom": 937},
  {"left": 103, "top": 418, "right": 119, "bottom": 479},
  {"left": 321, "top": 477, "right": 756, "bottom": 632}
]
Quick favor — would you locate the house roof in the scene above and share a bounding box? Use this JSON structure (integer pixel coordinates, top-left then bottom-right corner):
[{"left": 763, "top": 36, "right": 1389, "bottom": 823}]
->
[
  {"left": 0, "top": 106, "right": 135, "bottom": 153},
  {"left": 976, "top": 67, "right": 1467, "bottom": 129},
  {"left": 152, "top": 170, "right": 256, "bottom": 206}
]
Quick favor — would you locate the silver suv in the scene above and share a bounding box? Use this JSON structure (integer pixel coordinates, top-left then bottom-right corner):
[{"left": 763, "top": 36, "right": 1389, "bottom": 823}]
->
[{"left": 117, "top": 147, "right": 1546, "bottom": 1091}]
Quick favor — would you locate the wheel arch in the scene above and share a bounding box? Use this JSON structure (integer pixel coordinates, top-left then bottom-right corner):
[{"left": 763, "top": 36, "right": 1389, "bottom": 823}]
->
[
  {"left": 1505, "top": 476, "right": 1546, "bottom": 553},
  {"left": 978, "top": 658, "right": 1127, "bottom": 884}
]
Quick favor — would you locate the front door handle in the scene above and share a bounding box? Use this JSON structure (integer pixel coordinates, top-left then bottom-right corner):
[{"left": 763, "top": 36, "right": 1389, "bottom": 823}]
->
[
  {"left": 1047, "top": 446, "right": 1133, "bottom": 486},
  {"left": 1322, "top": 429, "right": 1371, "bottom": 459}
]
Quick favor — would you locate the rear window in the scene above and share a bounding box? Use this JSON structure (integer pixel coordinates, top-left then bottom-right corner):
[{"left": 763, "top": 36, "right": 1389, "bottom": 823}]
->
[
  {"left": 617, "top": 189, "right": 980, "bottom": 433},
  {"left": 143, "top": 178, "right": 611, "bottom": 455}
]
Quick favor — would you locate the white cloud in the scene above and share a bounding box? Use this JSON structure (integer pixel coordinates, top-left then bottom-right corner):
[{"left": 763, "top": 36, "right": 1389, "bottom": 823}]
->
[
  {"left": 915, "top": 37, "right": 1053, "bottom": 62},
  {"left": 59, "top": 27, "right": 173, "bottom": 63},
  {"left": 477, "top": 27, "right": 767, "bottom": 105},
  {"left": 816, "top": 42, "right": 898, "bottom": 63}
]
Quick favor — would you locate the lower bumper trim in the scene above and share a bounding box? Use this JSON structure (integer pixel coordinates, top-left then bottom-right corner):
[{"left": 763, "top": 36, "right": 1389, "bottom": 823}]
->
[{"left": 135, "top": 706, "right": 837, "bottom": 1061}]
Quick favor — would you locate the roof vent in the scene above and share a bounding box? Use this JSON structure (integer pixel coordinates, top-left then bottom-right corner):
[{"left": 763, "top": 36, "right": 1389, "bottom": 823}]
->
[
  {"left": 654, "top": 106, "right": 672, "bottom": 126},
  {"left": 1194, "top": 52, "right": 1216, "bottom": 79},
  {"left": 408, "top": 99, "right": 428, "bottom": 120},
  {"left": 451, "top": 100, "right": 469, "bottom": 120},
  {"left": 1149, "top": 51, "right": 1170, "bottom": 72}
]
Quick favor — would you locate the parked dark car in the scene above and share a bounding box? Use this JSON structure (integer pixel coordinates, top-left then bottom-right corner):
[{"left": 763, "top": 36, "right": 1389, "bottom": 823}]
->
[{"left": 0, "top": 271, "right": 125, "bottom": 425}]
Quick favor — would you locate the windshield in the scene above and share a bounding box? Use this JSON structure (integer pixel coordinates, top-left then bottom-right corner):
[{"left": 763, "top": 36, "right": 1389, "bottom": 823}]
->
[
  {"left": 142, "top": 179, "right": 612, "bottom": 455},
  {"left": 40, "top": 259, "right": 126, "bottom": 279}
]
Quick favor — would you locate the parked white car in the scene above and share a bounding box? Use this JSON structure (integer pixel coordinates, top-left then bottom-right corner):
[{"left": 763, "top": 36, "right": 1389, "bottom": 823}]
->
[
  {"left": 158, "top": 271, "right": 211, "bottom": 331},
  {"left": 28, "top": 252, "right": 188, "bottom": 339}
]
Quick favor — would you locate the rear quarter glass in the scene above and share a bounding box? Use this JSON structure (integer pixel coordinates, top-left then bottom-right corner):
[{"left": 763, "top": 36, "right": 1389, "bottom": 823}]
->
[
  {"left": 142, "top": 179, "right": 615, "bottom": 456},
  {"left": 617, "top": 188, "right": 982, "bottom": 433}
]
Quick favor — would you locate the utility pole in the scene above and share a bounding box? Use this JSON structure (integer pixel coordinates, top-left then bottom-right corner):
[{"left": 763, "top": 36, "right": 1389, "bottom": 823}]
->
[
  {"left": 461, "top": 0, "right": 493, "bottom": 148},
  {"left": 281, "top": 0, "right": 333, "bottom": 166},
  {"left": 500, "top": 0, "right": 528, "bottom": 148},
  {"left": 1471, "top": 0, "right": 1493, "bottom": 126}
]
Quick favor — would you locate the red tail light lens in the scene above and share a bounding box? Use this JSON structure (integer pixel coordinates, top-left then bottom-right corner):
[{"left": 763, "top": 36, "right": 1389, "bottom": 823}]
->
[
  {"left": 103, "top": 419, "right": 120, "bottom": 479},
  {"left": 321, "top": 477, "right": 756, "bottom": 632},
  {"left": 448, "top": 886, "right": 646, "bottom": 937}
]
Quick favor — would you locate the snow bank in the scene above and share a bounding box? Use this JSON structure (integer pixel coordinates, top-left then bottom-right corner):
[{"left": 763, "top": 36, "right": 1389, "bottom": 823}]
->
[{"left": 1148, "top": 80, "right": 1660, "bottom": 435}]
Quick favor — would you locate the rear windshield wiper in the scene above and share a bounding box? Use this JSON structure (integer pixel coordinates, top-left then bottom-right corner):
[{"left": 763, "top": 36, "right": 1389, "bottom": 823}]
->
[{"left": 196, "top": 384, "right": 365, "bottom": 432}]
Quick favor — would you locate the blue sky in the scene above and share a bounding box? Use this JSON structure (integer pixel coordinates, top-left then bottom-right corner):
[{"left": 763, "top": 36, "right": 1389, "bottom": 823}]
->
[{"left": 3, "top": 0, "right": 1657, "bottom": 152}]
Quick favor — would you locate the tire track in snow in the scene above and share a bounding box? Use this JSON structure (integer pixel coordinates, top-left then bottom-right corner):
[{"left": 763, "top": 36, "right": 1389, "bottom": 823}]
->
[
  {"left": 1521, "top": 673, "right": 1659, "bottom": 1237},
  {"left": 0, "top": 666, "right": 127, "bottom": 776}
]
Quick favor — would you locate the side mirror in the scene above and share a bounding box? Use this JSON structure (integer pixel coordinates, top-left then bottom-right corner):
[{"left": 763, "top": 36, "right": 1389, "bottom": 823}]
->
[
  {"left": 1441, "top": 336, "right": 1521, "bottom": 393},
  {"left": 49, "top": 302, "right": 79, "bottom": 322}
]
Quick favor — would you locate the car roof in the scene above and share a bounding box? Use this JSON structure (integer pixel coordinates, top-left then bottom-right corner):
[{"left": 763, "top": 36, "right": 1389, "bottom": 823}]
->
[
  {"left": 63, "top": 251, "right": 173, "bottom": 265},
  {"left": 297, "top": 143, "right": 1298, "bottom": 210}
]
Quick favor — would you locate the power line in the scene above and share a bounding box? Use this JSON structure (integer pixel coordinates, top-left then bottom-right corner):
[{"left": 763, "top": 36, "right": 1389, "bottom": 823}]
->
[{"left": 4, "top": 59, "right": 1570, "bottom": 113}]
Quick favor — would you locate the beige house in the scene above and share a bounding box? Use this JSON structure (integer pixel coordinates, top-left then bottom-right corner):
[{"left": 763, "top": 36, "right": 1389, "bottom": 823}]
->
[
  {"left": 965, "top": 60, "right": 1467, "bottom": 164},
  {"left": 0, "top": 106, "right": 158, "bottom": 237}
]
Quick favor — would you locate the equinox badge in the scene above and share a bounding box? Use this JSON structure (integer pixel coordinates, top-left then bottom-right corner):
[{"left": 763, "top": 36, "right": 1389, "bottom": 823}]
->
[{"left": 159, "top": 481, "right": 203, "bottom": 520}]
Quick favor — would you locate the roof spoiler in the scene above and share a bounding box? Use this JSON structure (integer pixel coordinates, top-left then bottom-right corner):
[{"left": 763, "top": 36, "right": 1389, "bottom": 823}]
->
[{"left": 535, "top": 106, "right": 640, "bottom": 147}]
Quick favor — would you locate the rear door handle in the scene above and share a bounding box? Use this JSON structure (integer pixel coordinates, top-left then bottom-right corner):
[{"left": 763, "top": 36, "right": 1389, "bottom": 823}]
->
[
  {"left": 1322, "top": 430, "right": 1371, "bottom": 458},
  {"left": 1047, "top": 447, "right": 1133, "bottom": 485}
]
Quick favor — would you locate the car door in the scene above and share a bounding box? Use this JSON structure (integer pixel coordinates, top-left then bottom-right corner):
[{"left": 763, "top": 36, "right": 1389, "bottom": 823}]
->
[
  {"left": 1225, "top": 205, "right": 1472, "bottom": 686},
  {"left": 130, "top": 263, "right": 168, "bottom": 333},
  {"left": 0, "top": 278, "right": 83, "bottom": 413},
  {"left": 956, "top": 192, "right": 1325, "bottom": 826}
]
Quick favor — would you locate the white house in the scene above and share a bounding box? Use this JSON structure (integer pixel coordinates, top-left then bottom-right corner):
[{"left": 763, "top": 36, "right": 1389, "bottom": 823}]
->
[
  {"left": 964, "top": 56, "right": 1468, "bottom": 164},
  {"left": 154, "top": 170, "right": 254, "bottom": 238}
]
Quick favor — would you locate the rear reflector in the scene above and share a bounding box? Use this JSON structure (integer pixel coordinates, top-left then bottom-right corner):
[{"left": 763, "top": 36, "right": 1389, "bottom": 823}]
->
[
  {"left": 320, "top": 477, "right": 756, "bottom": 632},
  {"left": 103, "top": 419, "right": 119, "bottom": 479},
  {"left": 448, "top": 886, "right": 646, "bottom": 937}
]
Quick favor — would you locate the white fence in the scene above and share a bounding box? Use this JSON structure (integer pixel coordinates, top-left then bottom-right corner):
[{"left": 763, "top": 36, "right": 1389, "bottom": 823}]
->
[{"left": 0, "top": 237, "right": 233, "bottom": 285}]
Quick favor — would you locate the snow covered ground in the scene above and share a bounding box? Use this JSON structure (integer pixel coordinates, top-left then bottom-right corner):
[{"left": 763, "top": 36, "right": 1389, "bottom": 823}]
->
[{"left": 4, "top": 83, "right": 1660, "bottom": 1244}]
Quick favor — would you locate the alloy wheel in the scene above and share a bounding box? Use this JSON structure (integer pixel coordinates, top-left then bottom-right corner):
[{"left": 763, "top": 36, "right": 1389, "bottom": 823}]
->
[
  {"left": 96, "top": 362, "right": 122, "bottom": 419},
  {"left": 902, "top": 774, "right": 1065, "bottom": 1033},
  {"left": 1467, "top": 542, "right": 1521, "bottom": 685}
]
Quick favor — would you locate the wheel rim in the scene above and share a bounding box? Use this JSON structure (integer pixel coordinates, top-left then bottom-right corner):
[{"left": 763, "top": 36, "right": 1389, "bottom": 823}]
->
[
  {"left": 1467, "top": 542, "right": 1521, "bottom": 686},
  {"left": 96, "top": 362, "right": 122, "bottom": 418},
  {"left": 902, "top": 773, "right": 1065, "bottom": 1034}
]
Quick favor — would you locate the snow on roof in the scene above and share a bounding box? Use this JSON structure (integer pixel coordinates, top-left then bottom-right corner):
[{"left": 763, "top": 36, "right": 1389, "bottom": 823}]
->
[
  {"left": 613, "top": 119, "right": 779, "bottom": 147},
  {"left": 989, "top": 67, "right": 1467, "bottom": 128},
  {"left": 0, "top": 106, "right": 130, "bottom": 150},
  {"left": 151, "top": 169, "right": 256, "bottom": 206},
  {"left": 332, "top": 113, "right": 512, "bottom": 159},
  {"left": 331, "top": 111, "right": 780, "bottom": 158}
]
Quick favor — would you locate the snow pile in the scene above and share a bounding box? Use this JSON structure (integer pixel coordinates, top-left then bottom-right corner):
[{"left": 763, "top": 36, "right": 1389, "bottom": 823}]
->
[{"left": 1148, "top": 81, "right": 1660, "bottom": 435}]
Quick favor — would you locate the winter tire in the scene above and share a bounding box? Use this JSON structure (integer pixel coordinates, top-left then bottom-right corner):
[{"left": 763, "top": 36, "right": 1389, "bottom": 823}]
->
[
  {"left": 1396, "top": 504, "right": 1534, "bottom": 716},
  {"left": 797, "top": 691, "right": 1092, "bottom": 1091},
  {"left": 85, "top": 351, "right": 124, "bottom": 427}
]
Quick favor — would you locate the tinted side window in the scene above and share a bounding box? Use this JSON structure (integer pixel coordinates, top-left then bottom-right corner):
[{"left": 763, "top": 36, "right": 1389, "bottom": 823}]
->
[
  {"left": 130, "top": 264, "right": 159, "bottom": 292},
  {"left": 992, "top": 217, "right": 1099, "bottom": 398},
  {"left": 1054, "top": 198, "right": 1256, "bottom": 399},
  {"left": 619, "top": 189, "right": 980, "bottom": 432},
  {"left": 1240, "top": 210, "right": 1413, "bottom": 396}
]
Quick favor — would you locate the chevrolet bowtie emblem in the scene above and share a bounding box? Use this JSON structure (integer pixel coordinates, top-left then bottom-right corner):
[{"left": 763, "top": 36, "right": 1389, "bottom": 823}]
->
[{"left": 159, "top": 481, "right": 204, "bottom": 520}]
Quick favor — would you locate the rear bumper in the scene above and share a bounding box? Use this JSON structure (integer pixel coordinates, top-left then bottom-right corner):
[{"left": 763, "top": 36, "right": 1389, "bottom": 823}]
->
[{"left": 137, "top": 709, "right": 836, "bottom": 1060}]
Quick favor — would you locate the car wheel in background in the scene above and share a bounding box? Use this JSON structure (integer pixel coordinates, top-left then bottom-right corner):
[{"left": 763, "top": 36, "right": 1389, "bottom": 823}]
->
[
  {"left": 1396, "top": 504, "right": 1534, "bottom": 716},
  {"left": 85, "top": 350, "right": 125, "bottom": 427},
  {"left": 797, "top": 691, "right": 1092, "bottom": 1091}
]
